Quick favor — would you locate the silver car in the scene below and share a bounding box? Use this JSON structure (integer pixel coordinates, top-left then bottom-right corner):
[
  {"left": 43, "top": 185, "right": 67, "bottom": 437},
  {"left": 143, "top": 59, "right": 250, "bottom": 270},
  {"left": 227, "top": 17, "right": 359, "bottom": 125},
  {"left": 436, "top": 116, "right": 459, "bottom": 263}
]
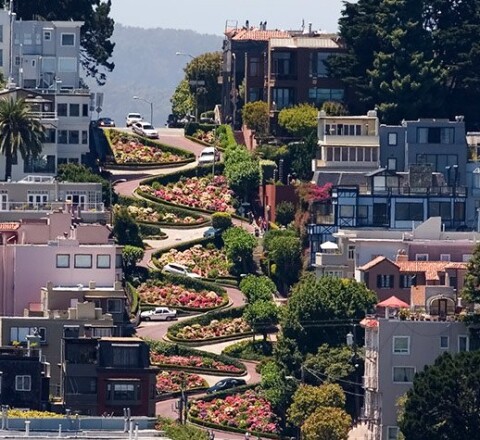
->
[
  {"left": 140, "top": 307, "right": 177, "bottom": 321},
  {"left": 163, "top": 263, "right": 201, "bottom": 278}
]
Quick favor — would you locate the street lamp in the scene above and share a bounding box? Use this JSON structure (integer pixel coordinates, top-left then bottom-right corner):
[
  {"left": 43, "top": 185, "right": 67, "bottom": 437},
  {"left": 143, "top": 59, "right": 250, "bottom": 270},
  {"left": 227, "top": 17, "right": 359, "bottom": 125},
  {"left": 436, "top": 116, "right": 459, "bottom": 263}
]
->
[
  {"left": 133, "top": 96, "right": 153, "bottom": 125},
  {"left": 176, "top": 51, "right": 199, "bottom": 121}
]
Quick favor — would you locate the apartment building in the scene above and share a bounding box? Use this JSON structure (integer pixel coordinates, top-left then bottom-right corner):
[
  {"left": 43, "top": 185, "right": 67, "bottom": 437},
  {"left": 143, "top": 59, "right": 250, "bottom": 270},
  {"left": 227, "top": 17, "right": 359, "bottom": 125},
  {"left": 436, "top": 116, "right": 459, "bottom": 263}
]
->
[
  {"left": 62, "top": 337, "right": 158, "bottom": 416},
  {"left": 0, "top": 210, "right": 122, "bottom": 316},
  {"left": 0, "top": 175, "right": 106, "bottom": 223},
  {"left": 221, "top": 21, "right": 345, "bottom": 126},
  {"left": 0, "top": 9, "right": 92, "bottom": 180},
  {"left": 362, "top": 315, "right": 469, "bottom": 440}
]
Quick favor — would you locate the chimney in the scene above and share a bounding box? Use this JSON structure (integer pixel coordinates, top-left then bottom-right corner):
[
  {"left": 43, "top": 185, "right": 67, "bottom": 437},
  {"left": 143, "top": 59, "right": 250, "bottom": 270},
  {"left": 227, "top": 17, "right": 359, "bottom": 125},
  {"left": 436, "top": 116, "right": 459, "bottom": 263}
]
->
[{"left": 309, "top": 22, "right": 312, "bottom": 34}]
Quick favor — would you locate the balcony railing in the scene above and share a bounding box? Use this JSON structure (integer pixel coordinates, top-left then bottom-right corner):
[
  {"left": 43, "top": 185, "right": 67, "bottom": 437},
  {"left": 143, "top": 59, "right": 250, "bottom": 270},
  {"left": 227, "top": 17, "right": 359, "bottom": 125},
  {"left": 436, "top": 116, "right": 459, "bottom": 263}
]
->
[
  {"left": 0, "top": 202, "right": 105, "bottom": 212},
  {"left": 28, "top": 111, "right": 57, "bottom": 120},
  {"left": 334, "top": 185, "right": 467, "bottom": 197}
]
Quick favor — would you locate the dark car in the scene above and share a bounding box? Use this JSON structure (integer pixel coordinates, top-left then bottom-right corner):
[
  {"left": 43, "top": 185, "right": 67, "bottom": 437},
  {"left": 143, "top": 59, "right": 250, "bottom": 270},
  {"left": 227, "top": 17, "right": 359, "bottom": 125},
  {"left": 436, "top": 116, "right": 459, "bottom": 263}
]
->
[
  {"left": 97, "top": 117, "right": 116, "bottom": 127},
  {"left": 206, "top": 378, "right": 246, "bottom": 394}
]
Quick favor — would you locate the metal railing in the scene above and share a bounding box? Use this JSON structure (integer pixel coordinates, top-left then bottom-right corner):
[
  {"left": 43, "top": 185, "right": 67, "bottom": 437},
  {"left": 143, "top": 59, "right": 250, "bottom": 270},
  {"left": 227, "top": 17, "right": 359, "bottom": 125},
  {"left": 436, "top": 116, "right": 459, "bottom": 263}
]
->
[
  {"left": 335, "top": 185, "right": 467, "bottom": 197},
  {"left": 28, "top": 111, "right": 57, "bottom": 120},
  {"left": 0, "top": 202, "right": 105, "bottom": 212}
]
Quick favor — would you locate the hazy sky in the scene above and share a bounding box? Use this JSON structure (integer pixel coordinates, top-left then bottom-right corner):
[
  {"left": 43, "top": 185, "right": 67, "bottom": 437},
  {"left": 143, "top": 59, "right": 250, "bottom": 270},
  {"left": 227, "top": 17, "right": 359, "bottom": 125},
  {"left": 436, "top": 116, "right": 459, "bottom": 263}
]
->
[{"left": 110, "top": 0, "right": 347, "bottom": 35}]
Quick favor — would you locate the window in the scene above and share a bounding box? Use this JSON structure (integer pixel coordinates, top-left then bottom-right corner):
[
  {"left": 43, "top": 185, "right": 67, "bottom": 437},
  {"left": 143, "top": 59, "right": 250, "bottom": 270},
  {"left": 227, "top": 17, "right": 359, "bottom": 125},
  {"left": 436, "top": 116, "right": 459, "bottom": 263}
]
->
[
  {"left": 348, "top": 245, "right": 355, "bottom": 260},
  {"left": 309, "top": 88, "right": 344, "bottom": 106},
  {"left": 440, "top": 254, "right": 451, "bottom": 262},
  {"left": 10, "top": 327, "right": 46, "bottom": 343},
  {"left": 107, "top": 299, "right": 123, "bottom": 313},
  {"left": 393, "top": 366, "right": 415, "bottom": 383},
  {"left": 61, "top": 33, "right": 75, "bottom": 46},
  {"left": 429, "top": 201, "right": 451, "bottom": 220},
  {"left": 57, "top": 103, "right": 67, "bottom": 117},
  {"left": 45, "top": 128, "right": 56, "bottom": 143},
  {"left": 459, "top": 335, "right": 469, "bottom": 352},
  {"left": 339, "top": 205, "right": 354, "bottom": 218},
  {"left": 97, "top": 254, "right": 111, "bottom": 269},
  {"left": 0, "top": 25, "right": 3, "bottom": 43},
  {"left": 393, "top": 336, "right": 410, "bottom": 354},
  {"left": 309, "top": 52, "right": 332, "bottom": 77},
  {"left": 68, "top": 130, "right": 79, "bottom": 144},
  {"left": 387, "top": 426, "right": 399, "bottom": 440},
  {"left": 15, "top": 375, "right": 31, "bottom": 392},
  {"left": 249, "top": 88, "right": 262, "bottom": 102},
  {"left": 272, "top": 88, "right": 294, "bottom": 110},
  {"left": 249, "top": 57, "right": 260, "bottom": 77},
  {"left": 415, "top": 254, "right": 429, "bottom": 261},
  {"left": 56, "top": 254, "right": 70, "bottom": 268},
  {"left": 69, "top": 104, "right": 80, "bottom": 117},
  {"left": 357, "top": 205, "right": 368, "bottom": 219},
  {"left": 41, "top": 57, "right": 55, "bottom": 72},
  {"left": 387, "top": 158, "right": 397, "bottom": 171},
  {"left": 23, "top": 33, "right": 32, "bottom": 45},
  {"left": 324, "top": 270, "right": 344, "bottom": 277},
  {"left": 92, "top": 327, "right": 112, "bottom": 338},
  {"left": 58, "top": 130, "right": 68, "bottom": 144},
  {"left": 81, "top": 130, "right": 88, "bottom": 144},
  {"left": 74, "top": 254, "right": 92, "bottom": 268},
  {"left": 115, "top": 254, "right": 123, "bottom": 269},
  {"left": 454, "top": 202, "right": 465, "bottom": 221},
  {"left": 388, "top": 132, "right": 398, "bottom": 146},
  {"left": 462, "top": 254, "right": 472, "bottom": 262},
  {"left": 112, "top": 344, "right": 139, "bottom": 366},
  {"left": 400, "top": 274, "right": 413, "bottom": 288},
  {"left": 272, "top": 51, "right": 293, "bottom": 77},
  {"left": 395, "top": 203, "right": 423, "bottom": 221},
  {"left": 107, "top": 382, "right": 140, "bottom": 402},
  {"left": 58, "top": 57, "right": 76, "bottom": 72},
  {"left": 43, "top": 30, "right": 51, "bottom": 41},
  {"left": 373, "top": 203, "right": 388, "bottom": 226},
  {"left": 440, "top": 336, "right": 449, "bottom": 349},
  {"left": 82, "top": 104, "right": 89, "bottom": 117},
  {"left": 377, "top": 275, "right": 394, "bottom": 288},
  {"left": 0, "top": 49, "right": 3, "bottom": 67},
  {"left": 66, "top": 377, "right": 96, "bottom": 394},
  {"left": 417, "top": 127, "right": 454, "bottom": 144}
]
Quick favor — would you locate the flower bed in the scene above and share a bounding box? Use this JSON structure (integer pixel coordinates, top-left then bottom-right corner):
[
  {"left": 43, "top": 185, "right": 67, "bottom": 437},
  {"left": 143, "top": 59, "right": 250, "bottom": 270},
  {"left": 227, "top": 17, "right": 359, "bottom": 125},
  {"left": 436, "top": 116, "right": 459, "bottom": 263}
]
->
[
  {"left": 127, "top": 205, "right": 204, "bottom": 226},
  {"left": 139, "top": 175, "right": 235, "bottom": 213},
  {"left": 151, "top": 353, "right": 243, "bottom": 374},
  {"left": 174, "top": 317, "right": 251, "bottom": 341},
  {"left": 189, "top": 389, "right": 280, "bottom": 436},
  {"left": 156, "top": 371, "right": 207, "bottom": 394},
  {"left": 156, "top": 245, "right": 230, "bottom": 278},
  {"left": 137, "top": 280, "right": 227, "bottom": 310}
]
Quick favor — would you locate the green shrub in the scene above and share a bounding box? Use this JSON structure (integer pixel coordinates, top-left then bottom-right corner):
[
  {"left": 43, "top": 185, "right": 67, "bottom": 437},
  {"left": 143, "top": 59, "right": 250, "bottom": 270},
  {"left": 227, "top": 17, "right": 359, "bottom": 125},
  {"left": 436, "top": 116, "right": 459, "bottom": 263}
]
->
[
  {"left": 138, "top": 223, "right": 165, "bottom": 238},
  {"left": 211, "top": 212, "right": 233, "bottom": 230},
  {"left": 184, "top": 122, "right": 217, "bottom": 137},
  {"left": 222, "top": 340, "right": 274, "bottom": 361},
  {"left": 275, "top": 201, "right": 295, "bottom": 226}
]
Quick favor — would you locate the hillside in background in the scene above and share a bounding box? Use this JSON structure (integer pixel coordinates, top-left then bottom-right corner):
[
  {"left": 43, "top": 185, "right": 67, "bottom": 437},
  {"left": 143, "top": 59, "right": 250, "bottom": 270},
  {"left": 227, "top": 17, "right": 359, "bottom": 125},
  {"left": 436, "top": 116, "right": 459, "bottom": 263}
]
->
[{"left": 87, "top": 24, "right": 223, "bottom": 127}]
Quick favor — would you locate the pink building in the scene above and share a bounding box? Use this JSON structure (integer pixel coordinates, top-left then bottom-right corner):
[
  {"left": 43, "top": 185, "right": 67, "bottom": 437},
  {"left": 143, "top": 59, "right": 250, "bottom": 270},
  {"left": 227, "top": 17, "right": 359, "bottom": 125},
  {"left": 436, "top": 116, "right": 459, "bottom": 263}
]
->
[{"left": 0, "top": 211, "right": 122, "bottom": 316}]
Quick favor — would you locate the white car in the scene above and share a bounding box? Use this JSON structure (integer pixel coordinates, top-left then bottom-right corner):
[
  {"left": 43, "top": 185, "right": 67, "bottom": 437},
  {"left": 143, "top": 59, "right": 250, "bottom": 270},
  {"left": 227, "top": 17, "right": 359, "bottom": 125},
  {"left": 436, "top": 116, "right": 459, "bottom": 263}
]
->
[
  {"left": 132, "top": 121, "right": 159, "bottom": 139},
  {"left": 126, "top": 112, "right": 143, "bottom": 127},
  {"left": 140, "top": 307, "right": 177, "bottom": 321},
  {"left": 163, "top": 263, "right": 201, "bottom": 278},
  {"left": 198, "top": 147, "right": 220, "bottom": 165}
]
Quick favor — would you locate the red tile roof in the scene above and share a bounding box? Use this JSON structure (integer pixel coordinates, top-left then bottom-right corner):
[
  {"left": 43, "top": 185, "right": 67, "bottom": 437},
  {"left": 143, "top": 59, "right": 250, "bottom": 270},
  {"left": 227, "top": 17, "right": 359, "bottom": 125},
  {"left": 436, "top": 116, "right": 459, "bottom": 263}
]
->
[
  {"left": 0, "top": 222, "right": 20, "bottom": 231},
  {"left": 230, "top": 29, "right": 291, "bottom": 41},
  {"left": 358, "top": 256, "right": 387, "bottom": 271}
]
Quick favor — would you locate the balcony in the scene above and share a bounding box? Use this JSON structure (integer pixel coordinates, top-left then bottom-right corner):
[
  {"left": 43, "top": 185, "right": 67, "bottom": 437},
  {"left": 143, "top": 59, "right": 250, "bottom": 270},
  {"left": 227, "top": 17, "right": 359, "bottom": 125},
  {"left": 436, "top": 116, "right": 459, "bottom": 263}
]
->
[
  {"left": 0, "top": 201, "right": 105, "bottom": 212},
  {"left": 319, "top": 135, "right": 379, "bottom": 146},
  {"left": 334, "top": 185, "right": 467, "bottom": 197},
  {"left": 28, "top": 111, "right": 57, "bottom": 120},
  {"left": 315, "top": 251, "right": 347, "bottom": 268}
]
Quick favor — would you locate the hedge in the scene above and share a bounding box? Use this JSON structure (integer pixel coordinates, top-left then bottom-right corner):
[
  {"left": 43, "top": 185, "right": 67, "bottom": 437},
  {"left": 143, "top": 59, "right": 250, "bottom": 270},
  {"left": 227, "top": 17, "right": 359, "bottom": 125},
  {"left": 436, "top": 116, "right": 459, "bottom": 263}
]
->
[
  {"left": 138, "top": 223, "right": 167, "bottom": 239},
  {"left": 135, "top": 272, "right": 230, "bottom": 313},
  {"left": 166, "top": 306, "right": 252, "bottom": 345},
  {"left": 103, "top": 129, "right": 195, "bottom": 166},
  {"left": 187, "top": 384, "right": 280, "bottom": 439},
  {"left": 184, "top": 122, "right": 217, "bottom": 137},
  {"left": 147, "top": 340, "right": 247, "bottom": 376},
  {"left": 117, "top": 195, "right": 210, "bottom": 228},
  {"left": 151, "top": 236, "right": 216, "bottom": 264}
]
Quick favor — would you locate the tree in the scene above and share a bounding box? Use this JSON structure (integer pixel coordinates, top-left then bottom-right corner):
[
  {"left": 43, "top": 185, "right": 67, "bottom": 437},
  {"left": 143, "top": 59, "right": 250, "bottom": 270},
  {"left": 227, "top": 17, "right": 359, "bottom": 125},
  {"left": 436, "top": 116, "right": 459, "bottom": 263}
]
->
[
  {"left": 265, "top": 233, "right": 302, "bottom": 294},
  {"left": 222, "top": 227, "right": 256, "bottom": 275},
  {"left": 170, "top": 79, "right": 195, "bottom": 117},
  {"left": 281, "top": 274, "right": 377, "bottom": 352},
  {"left": 122, "top": 245, "right": 144, "bottom": 276},
  {"left": 239, "top": 275, "right": 277, "bottom": 304},
  {"left": 183, "top": 52, "right": 222, "bottom": 116},
  {"left": 301, "top": 406, "right": 351, "bottom": 440},
  {"left": 275, "top": 201, "right": 295, "bottom": 226},
  {"left": 57, "top": 163, "right": 111, "bottom": 205},
  {"left": 288, "top": 383, "right": 346, "bottom": 428},
  {"left": 287, "top": 132, "right": 318, "bottom": 180},
  {"left": 321, "top": 101, "right": 348, "bottom": 116},
  {"left": 304, "top": 344, "right": 356, "bottom": 383},
  {"left": 0, "top": 98, "right": 44, "bottom": 181},
  {"left": 400, "top": 351, "right": 480, "bottom": 440},
  {"left": 211, "top": 212, "right": 233, "bottom": 231},
  {"left": 462, "top": 242, "right": 480, "bottom": 303},
  {"left": 12, "top": 0, "right": 115, "bottom": 84},
  {"left": 243, "top": 300, "right": 279, "bottom": 341},
  {"left": 242, "top": 101, "right": 269, "bottom": 136},
  {"left": 157, "top": 416, "right": 209, "bottom": 440},
  {"left": 112, "top": 206, "right": 143, "bottom": 247},
  {"left": 278, "top": 103, "right": 318, "bottom": 138}
]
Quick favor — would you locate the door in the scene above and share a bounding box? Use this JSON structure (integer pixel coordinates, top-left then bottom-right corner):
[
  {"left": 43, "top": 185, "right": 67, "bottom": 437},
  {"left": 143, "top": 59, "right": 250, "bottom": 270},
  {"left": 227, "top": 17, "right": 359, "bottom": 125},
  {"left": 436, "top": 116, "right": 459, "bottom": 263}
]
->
[
  {"left": 66, "top": 194, "right": 87, "bottom": 209},
  {"left": 438, "top": 299, "right": 448, "bottom": 318}
]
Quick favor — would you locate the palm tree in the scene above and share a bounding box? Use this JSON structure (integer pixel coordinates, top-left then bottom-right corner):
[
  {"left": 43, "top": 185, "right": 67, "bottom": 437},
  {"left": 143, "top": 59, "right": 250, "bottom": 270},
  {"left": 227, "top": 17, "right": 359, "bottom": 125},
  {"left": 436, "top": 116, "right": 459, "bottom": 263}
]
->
[{"left": 0, "top": 97, "right": 44, "bottom": 181}]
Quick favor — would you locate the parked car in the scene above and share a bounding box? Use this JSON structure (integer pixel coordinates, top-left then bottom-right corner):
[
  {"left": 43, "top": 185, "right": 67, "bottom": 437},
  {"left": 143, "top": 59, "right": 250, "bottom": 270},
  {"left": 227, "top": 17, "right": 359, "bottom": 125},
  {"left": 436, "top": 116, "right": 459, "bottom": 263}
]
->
[
  {"left": 97, "top": 117, "right": 116, "bottom": 127},
  {"left": 206, "top": 378, "right": 247, "bottom": 394},
  {"left": 203, "top": 227, "right": 222, "bottom": 238},
  {"left": 132, "top": 121, "right": 159, "bottom": 139},
  {"left": 140, "top": 307, "right": 177, "bottom": 321},
  {"left": 163, "top": 263, "right": 201, "bottom": 278},
  {"left": 126, "top": 112, "right": 143, "bottom": 127},
  {"left": 198, "top": 147, "right": 220, "bottom": 165}
]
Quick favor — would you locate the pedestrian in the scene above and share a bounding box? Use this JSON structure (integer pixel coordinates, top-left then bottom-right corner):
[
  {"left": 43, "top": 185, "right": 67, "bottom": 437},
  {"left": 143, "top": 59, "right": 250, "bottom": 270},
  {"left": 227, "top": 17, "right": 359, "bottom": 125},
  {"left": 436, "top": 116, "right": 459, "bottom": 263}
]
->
[{"left": 245, "top": 431, "right": 251, "bottom": 440}]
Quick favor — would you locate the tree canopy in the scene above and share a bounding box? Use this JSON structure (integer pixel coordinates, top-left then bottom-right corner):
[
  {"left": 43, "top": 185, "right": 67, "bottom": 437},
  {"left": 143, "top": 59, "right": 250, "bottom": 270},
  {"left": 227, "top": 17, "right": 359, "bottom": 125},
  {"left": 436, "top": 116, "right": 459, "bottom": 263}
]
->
[
  {"left": 11, "top": 0, "right": 115, "bottom": 85},
  {"left": 301, "top": 406, "right": 351, "bottom": 440},
  {"left": 222, "top": 226, "right": 256, "bottom": 275},
  {"left": 239, "top": 275, "right": 277, "bottom": 304},
  {"left": 329, "top": 0, "right": 480, "bottom": 126},
  {"left": 400, "top": 351, "right": 480, "bottom": 440},
  {"left": 281, "top": 274, "right": 377, "bottom": 352},
  {"left": 242, "top": 101, "right": 269, "bottom": 136},
  {"left": 462, "top": 242, "right": 480, "bottom": 303},
  {"left": 278, "top": 103, "right": 318, "bottom": 138}
]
